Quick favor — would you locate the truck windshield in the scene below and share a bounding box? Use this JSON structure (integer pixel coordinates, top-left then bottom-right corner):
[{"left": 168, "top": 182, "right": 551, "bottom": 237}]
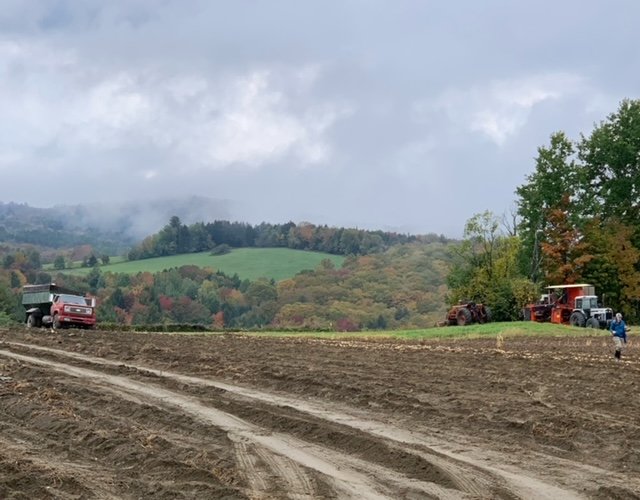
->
[{"left": 57, "top": 294, "right": 89, "bottom": 306}]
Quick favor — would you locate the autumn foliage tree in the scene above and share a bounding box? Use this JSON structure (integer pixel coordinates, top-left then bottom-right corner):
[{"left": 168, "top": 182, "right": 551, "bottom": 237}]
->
[{"left": 539, "top": 195, "right": 592, "bottom": 284}]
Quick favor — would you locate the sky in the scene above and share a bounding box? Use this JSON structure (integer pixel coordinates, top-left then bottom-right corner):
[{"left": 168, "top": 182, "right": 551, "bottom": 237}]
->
[{"left": 1, "top": 0, "right": 638, "bottom": 237}]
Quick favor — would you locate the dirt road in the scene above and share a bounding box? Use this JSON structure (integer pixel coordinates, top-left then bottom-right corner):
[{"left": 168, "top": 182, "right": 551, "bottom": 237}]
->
[{"left": 0, "top": 328, "right": 638, "bottom": 499}]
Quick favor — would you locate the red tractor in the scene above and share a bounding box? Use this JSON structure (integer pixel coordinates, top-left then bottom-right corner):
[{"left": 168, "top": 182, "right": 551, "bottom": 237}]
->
[{"left": 446, "top": 301, "right": 492, "bottom": 326}]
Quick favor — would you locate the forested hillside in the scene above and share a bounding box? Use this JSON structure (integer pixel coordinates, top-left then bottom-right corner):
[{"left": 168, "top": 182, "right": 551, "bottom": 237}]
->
[
  {"left": 0, "top": 241, "right": 452, "bottom": 330},
  {"left": 0, "top": 213, "right": 454, "bottom": 330},
  {"left": 0, "top": 196, "right": 232, "bottom": 255}
]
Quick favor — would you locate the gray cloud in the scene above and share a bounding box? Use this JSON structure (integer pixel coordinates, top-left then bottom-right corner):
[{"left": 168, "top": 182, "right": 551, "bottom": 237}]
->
[{"left": 1, "top": 0, "right": 638, "bottom": 237}]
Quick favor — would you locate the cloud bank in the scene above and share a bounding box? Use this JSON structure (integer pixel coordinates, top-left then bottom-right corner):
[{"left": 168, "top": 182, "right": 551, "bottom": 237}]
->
[{"left": 0, "top": 0, "right": 637, "bottom": 236}]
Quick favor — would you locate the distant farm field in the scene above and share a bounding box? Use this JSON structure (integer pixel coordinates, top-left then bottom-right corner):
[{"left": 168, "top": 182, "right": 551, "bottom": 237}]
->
[{"left": 60, "top": 248, "right": 345, "bottom": 281}]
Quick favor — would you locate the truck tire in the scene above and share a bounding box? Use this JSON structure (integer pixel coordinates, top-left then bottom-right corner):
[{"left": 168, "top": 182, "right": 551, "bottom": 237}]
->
[
  {"left": 586, "top": 317, "right": 600, "bottom": 329},
  {"left": 26, "top": 315, "right": 38, "bottom": 328},
  {"left": 53, "top": 314, "right": 62, "bottom": 330},
  {"left": 570, "top": 311, "right": 586, "bottom": 327},
  {"left": 456, "top": 307, "right": 472, "bottom": 326}
]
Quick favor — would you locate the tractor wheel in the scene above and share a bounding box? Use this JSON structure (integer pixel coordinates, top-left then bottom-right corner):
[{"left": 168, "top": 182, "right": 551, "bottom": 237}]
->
[
  {"left": 570, "top": 311, "right": 586, "bottom": 327},
  {"left": 456, "top": 307, "right": 472, "bottom": 326},
  {"left": 26, "top": 315, "right": 38, "bottom": 328},
  {"left": 586, "top": 317, "right": 600, "bottom": 329},
  {"left": 483, "top": 306, "right": 492, "bottom": 323}
]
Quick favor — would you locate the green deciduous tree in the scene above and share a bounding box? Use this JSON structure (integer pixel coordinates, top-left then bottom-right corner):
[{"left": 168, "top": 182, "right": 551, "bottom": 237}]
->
[
  {"left": 516, "top": 131, "right": 580, "bottom": 282},
  {"left": 53, "top": 255, "right": 66, "bottom": 270},
  {"left": 447, "top": 211, "right": 535, "bottom": 320},
  {"left": 579, "top": 99, "right": 640, "bottom": 244},
  {"left": 581, "top": 219, "right": 640, "bottom": 319}
]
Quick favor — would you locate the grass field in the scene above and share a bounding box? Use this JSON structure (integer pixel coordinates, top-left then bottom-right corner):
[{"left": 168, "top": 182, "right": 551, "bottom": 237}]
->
[
  {"left": 43, "top": 256, "right": 127, "bottom": 271},
  {"left": 244, "top": 321, "right": 612, "bottom": 340},
  {"left": 58, "top": 248, "right": 345, "bottom": 282}
]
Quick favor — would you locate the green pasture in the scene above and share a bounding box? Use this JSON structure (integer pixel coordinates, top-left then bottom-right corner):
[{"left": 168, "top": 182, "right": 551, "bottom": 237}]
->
[
  {"left": 241, "top": 321, "right": 613, "bottom": 340},
  {"left": 43, "top": 255, "right": 126, "bottom": 271},
  {"left": 59, "top": 248, "right": 345, "bottom": 282}
]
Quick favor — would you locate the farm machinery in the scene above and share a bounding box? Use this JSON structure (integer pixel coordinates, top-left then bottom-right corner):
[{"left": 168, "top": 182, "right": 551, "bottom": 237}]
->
[
  {"left": 22, "top": 283, "right": 97, "bottom": 330},
  {"left": 446, "top": 301, "right": 492, "bottom": 326},
  {"left": 521, "top": 283, "right": 613, "bottom": 329}
]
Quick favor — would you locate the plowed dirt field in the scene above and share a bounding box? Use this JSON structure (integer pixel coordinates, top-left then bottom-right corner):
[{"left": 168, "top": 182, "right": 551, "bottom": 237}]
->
[{"left": 0, "top": 327, "right": 639, "bottom": 499}]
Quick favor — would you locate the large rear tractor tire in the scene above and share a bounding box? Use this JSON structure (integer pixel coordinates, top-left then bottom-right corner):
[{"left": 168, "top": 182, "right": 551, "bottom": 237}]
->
[
  {"left": 481, "top": 306, "right": 492, "bottom": 323},
  {"left": 456, "top": 307, "right": 472, "bottom": 326},
  {"left": 570, "top": 311, "right": 586, "bottom": 327}
]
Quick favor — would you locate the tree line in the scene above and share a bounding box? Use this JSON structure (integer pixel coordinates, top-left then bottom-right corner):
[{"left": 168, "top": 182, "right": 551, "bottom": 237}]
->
[
  {"left": 127, "top": 218, "right": 450, "bottom": 260},
  {"left": 448, "top": 99, "right": 640, "bottom": 322}
]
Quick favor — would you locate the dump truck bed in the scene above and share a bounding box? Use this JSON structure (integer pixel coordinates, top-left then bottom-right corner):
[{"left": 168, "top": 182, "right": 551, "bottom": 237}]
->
[{"left": 22, "top": 284, "right": 83, "bottom": 307}]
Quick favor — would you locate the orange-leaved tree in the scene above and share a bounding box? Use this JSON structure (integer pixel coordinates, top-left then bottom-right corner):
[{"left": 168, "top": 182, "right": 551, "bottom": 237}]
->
[{"left": 540, "top": 195, "right": 592, "bottom": 284}]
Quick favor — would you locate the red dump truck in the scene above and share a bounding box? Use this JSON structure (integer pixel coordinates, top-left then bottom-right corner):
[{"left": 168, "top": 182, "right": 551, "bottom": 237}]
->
[{"left": 22, "top": 283, "right": 96, "bottom": 329}]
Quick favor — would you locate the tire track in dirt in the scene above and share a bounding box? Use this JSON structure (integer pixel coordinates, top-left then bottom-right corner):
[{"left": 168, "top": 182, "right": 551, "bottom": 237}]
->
[
  {"left": 0, "top": 434, "right": 121, "bottom": 499},
  {"left": 250, "top": 441, "right": 317, "bottom": 499},
  {"left": 230, "top": 434, "right": 319, "bottom": 499},
  {"left": 0, "top": 342, "right": 599, "bottom": 499},
  {"left": 231, "top": 439, "right": 271, "bottom": 496},
  {"left": 0, "top": 347, "right": 475, "bottom": 499}
]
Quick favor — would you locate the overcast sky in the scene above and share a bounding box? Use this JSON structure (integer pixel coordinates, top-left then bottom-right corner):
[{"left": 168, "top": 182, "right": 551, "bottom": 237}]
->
[{"left": 1, "top": 1, "right": 638, "bottom": 237}]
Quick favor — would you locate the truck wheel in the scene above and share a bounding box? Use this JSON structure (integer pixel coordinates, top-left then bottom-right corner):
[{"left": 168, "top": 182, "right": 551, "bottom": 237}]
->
[
  {"left": 570, "top": 311, "right": 586, "bottom": 327},
  {"left": 456, "top": 307, "right": 472, "bottom": 326},
  {"left": 26, "top": 315, "right": 38, "bottom": 328},
  {"left": 586, "top": 317, "right": 600, "bottom": 329},
  {"left": 53, "top": 315, "right": 62, "bottom": 330}
]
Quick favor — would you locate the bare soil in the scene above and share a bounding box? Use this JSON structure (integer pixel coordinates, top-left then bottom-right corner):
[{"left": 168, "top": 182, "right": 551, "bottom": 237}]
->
[{"left": 0, "top": 327, "right": 639, "bottom": 499}]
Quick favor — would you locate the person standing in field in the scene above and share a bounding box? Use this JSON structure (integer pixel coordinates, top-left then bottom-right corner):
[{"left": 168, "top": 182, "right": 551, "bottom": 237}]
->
[{"left": 610, "top": 313, "right": 628, "bottom": 361}]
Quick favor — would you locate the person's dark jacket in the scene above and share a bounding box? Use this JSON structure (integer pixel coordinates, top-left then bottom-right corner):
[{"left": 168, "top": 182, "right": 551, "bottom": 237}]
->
[{"left": 611, "top": 319, "right": 627, "bottom": 342}]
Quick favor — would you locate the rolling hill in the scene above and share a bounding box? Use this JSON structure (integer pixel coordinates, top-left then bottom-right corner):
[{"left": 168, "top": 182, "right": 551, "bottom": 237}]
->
[{"left": 60, "top": 248, "right": 345, "bottom": 282}]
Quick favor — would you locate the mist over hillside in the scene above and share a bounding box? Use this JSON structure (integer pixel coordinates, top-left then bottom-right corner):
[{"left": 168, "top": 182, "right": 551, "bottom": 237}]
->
[
  {"left": 56, "top": 196, "right": 234, "bottom": 240},
  {"left": 0, "top": 196, "right": 233, "bottom": 252},
  {"left": 0, "top": 195, "right": 446, "bottom": 258}
]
